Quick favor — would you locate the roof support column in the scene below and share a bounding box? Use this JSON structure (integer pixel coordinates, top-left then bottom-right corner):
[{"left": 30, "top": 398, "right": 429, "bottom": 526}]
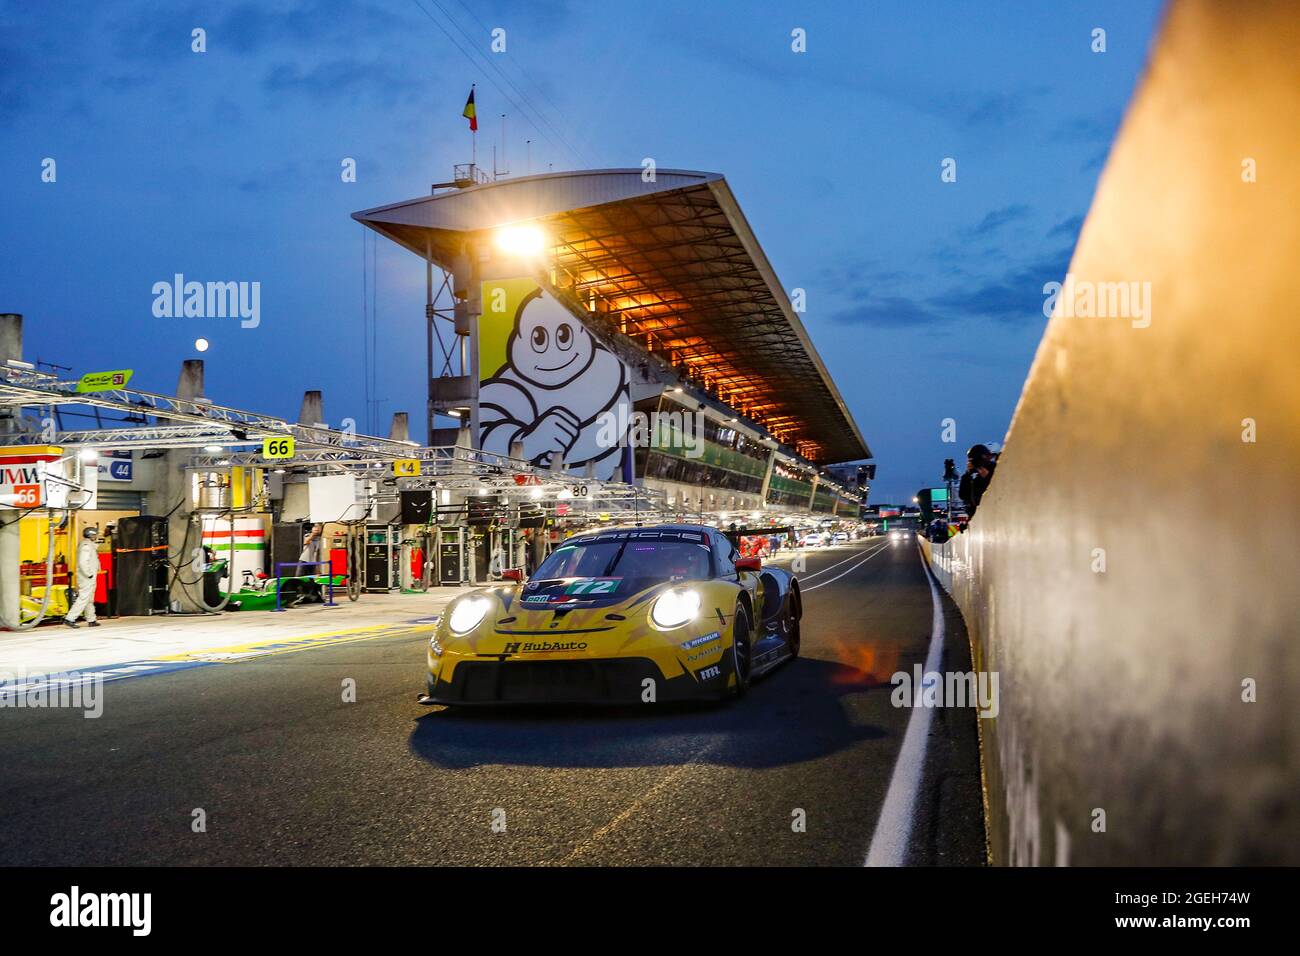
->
[
  {"left": 426, "top": 240, "right": 435, "bottom": 447},
  {"left": 808, "top": 472, "right": 820, "bottom": 512},
  {"left": 444, "top": 239, "right": 482, "bottom": 452},
  {"left": 0, "top": 318, "right": 24, "bottom": 629},
  {"left": 149, "top": 449, "right": 207, "bottom": 613},
  {"left": 468, "top": 237, "right": 481, "bottom": 452},
  {"left": 0, "top": 314, "right": 23, "bottom": 441},
  {"left": 0, "top": 511, "right": 16, "bottom": 629},
  {"left": 758, "top": 446, "right": 778, "bottom": 509}
]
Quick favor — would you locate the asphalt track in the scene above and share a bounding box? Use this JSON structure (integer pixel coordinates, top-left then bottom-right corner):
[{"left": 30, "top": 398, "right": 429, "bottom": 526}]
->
[{"left": 0, "top": 539, "right": 985, "bottom": 866}]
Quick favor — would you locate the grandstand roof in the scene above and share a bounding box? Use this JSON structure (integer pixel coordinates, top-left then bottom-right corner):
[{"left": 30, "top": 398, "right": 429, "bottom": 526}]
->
[{"left": 353, "top": 168, "right": 869, "bottom": 463}]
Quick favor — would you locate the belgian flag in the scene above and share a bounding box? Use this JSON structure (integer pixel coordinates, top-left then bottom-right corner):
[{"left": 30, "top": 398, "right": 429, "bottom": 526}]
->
[{"left": 462, "top": 87, "right": 477, "bottom": 131}]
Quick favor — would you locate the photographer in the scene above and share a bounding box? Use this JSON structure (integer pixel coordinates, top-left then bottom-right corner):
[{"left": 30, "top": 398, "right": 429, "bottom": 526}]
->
[{"left": 958, "top": 444, "right": 998, "bottom": 518}]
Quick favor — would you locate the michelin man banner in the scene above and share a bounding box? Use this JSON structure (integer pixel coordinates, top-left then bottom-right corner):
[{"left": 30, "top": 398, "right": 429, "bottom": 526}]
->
[{"left": 478, "top": 279, "right": 631, "bottom": 481}]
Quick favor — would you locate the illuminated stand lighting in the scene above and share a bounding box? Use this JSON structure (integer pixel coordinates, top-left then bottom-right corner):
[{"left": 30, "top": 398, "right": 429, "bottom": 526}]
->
[{"left": 493, "top": 223, "right": 547, "bottom": 259}]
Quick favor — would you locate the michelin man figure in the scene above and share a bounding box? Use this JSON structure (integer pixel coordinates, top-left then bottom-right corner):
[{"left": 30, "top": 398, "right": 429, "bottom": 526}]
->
[{"left": 479, "top": 290, "right": 630, "bottom": 479}]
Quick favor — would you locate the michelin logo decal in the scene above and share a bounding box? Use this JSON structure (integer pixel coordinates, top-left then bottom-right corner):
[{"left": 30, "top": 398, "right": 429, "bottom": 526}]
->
[{"left": 680, "top": 631, "right": 721, "bottom": 650}]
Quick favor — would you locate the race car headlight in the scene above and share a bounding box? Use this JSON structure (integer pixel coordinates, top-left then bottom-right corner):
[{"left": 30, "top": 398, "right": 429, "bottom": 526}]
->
[
  {"left": 650, "top": 588, "right": 701, "bottom": 629},
  {"left": 447, "top": 595, "right": 491, "bottom": 635}
]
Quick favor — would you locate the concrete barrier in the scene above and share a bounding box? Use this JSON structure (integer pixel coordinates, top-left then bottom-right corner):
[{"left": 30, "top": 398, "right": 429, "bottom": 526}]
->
[{"left": 925, "top": 0, "right": 1300, "bottom": 864}]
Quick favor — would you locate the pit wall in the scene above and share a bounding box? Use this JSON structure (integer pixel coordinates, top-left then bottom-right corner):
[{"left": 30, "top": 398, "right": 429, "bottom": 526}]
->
[{"left": 924, "top": 0, "right": 1299, "bottom": 865}]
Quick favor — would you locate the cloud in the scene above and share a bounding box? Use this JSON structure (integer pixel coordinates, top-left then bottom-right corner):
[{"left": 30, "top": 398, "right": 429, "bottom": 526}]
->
[
  {"left": 262, "top": 58, "right": 422, "bottom": 104},
  {"left": 831, "top": 295, "right": 946, "bottom": 327},
  {"left": 829, "top": 244, "right": 1075, "bottom": 328},
  {"left": 0, "top": 40, "right": 34, "bottom": 121},
  {"left": 0, "top": 0, "right": 423, "bottom": 120},
  {"left": 109, "top": 3, "right": 207, "bottom": 65},
  {"left": 817, "top": 262, "right": 917, "bottom": 291},
  {"left": 675, "top": 35, "right": 1046, "bottom": 132},
  {"left": 1048, "top": 215, "right": 1084, "bottom": 239},
  {"left": 1052, "top": 110, "right": 1123, "bottom": 143},
  {"left": 956, "top": 91, "right": 1033, "bottom": 129},
  {"left": 928, "top": 246, "right": 1074, "bottom": 324},
  {"left": 237, "top": 161, "right": 305, "bottom": 194},
  {"left": 219, "top": 0, "right": 408, "bottom": 55},
  {"left": 1081, "top": 145, "right": 1111, "bottom": 173},
  {"left": 963, "top": 204, "right": 1030, "bottom": 239}
]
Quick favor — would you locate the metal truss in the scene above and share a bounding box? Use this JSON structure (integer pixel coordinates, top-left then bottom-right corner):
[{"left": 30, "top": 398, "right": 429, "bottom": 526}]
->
[
  {"left": 0, "top": 365, "right": 417, "bottom": 458},
  {"left": 183, "top": 444, "right": 663, "bottom": 513},
  {"left": 427, "top": 265, "right": 461, "bottom": 380},
  {"left": 0, "top": 378, "right": 284, "bottom": 431},
  {"left": 30, "top": 424, "right": 250, "bottom": 451},
  {"left": 0, "top": 365, "right": 669, "bottom": 510}
]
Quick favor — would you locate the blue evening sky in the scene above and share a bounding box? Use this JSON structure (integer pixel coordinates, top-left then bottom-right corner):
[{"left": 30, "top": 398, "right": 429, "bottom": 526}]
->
[{"left": 1, "top": 0, "right": 1165, "bottom": 503}]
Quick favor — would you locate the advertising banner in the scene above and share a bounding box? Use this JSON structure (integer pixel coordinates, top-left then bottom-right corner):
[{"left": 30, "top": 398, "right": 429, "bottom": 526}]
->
[
  {"left": 478, "top": 279, "right": 631, "bottom": 480},
  {"left": 0, "top": 446, "right": 63, "bottom": 508},
  {"left": 76, "top": 369, "right": 133, "bottom": 392}
]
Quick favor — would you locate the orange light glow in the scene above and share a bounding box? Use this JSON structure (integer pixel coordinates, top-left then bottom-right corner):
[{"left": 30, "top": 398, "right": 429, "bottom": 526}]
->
[{"left": 827, "top": 640, "right": 902, "bottom": 687}]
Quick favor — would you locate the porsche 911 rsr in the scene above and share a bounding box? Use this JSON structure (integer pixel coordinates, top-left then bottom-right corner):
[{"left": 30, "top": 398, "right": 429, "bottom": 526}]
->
[{"left": 420, "top": 524, "right": 802, "bottom": 705}]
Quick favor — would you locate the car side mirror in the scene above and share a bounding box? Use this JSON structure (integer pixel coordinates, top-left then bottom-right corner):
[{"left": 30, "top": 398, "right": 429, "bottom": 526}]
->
[
  {"left": 502, "top": 568, "right": 523, "bottom": 582},
  {"left": 736, "top": 557, "right": 761, "bottom": 572}
]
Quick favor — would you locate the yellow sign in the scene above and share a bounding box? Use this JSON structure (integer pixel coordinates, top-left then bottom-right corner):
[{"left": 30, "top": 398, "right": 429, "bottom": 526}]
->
[
  {"left": 393, "top": 459, "right": 421, "bottom": 477},
  {"left": 76, "top": 369, "right": 133, "bottom": 393},
  {"left": 262, "top": 437, "right": 295, "bottom": 460}
]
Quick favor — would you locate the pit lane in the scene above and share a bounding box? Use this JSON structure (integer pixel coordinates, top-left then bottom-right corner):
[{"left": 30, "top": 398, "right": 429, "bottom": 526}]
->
[{"left": 0, "top": 539, "right": 985, "bottom": 866}]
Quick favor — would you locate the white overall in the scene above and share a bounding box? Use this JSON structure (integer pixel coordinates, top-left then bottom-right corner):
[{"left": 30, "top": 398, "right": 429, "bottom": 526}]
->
[{"left": 65, "top": 539, "right": 100, "bottom": 624}]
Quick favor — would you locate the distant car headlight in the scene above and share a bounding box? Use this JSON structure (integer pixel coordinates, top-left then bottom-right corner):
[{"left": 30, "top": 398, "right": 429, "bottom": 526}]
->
[
  {"left": 651, "top": 588, "right": 701, "bottom": 629},
  {"left": 448, "top": 595, "right": 491, "bottom": 635}
]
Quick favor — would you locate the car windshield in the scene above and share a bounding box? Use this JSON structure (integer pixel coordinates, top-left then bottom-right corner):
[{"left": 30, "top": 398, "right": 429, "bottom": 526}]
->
[{"left": 534, "top": 538, "right": 712, "bottom": 583}]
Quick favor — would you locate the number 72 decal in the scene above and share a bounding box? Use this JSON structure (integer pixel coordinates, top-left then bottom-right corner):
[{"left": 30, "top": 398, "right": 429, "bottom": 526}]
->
[{"left": 564, "top": 578, "right": 620, "bottom": 595}]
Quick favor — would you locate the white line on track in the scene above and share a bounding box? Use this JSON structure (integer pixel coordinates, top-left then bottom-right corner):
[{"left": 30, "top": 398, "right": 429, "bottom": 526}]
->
[
  {"left": 863, "top": 544, "right": 945, "bottom": 867},
  {"left": 794, "top": 542, "right": 887, "bottom": 581},
  {"left": 800, "top": 541, "right": 891, "bottom": 592}
]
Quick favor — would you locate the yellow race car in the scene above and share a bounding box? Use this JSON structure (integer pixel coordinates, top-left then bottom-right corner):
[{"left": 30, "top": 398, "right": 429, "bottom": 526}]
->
[{"left": 420, "top": 524, "right": 802, "bottom": 705}]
